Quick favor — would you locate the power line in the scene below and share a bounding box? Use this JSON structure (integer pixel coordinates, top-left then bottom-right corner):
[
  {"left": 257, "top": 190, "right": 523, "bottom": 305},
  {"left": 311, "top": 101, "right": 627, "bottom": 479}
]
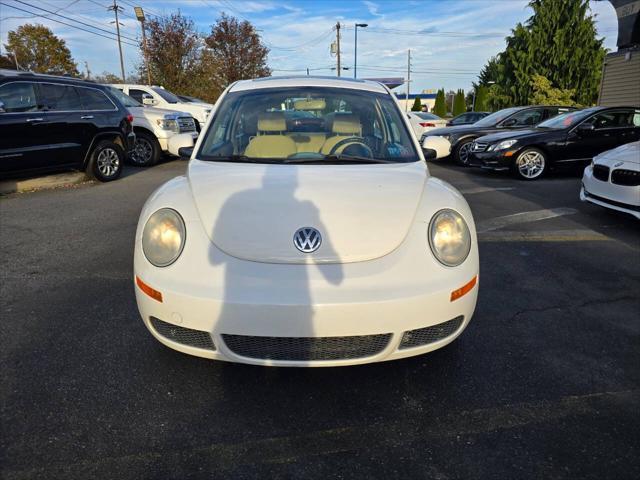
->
[
  {"left": 0, "top": 2, "right": 139, "bottom": 47},
  {"left": 9, "top": 0, "right": 140, "bottom": 43}
]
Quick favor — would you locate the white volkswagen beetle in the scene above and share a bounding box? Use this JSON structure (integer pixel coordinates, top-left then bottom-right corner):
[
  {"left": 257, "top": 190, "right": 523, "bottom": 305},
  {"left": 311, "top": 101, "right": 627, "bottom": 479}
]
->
[{"left": 134, "top": 76, "right": 479, "bottom": 367}]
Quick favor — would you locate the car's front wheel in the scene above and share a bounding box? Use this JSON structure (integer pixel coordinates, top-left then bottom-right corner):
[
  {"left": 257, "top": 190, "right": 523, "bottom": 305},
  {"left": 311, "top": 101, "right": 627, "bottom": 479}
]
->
[
  {"left": 454, "top": 139, "right": 474, "bottom": 166},
  {"left": 87, "top": 140, "right": 124, "bottom": 182},
  {"left": 513, "top": 148, "right": 547, "bottom": 180},
  {"left": 130, "top": 131, "right": 160, "bottom": 167}
]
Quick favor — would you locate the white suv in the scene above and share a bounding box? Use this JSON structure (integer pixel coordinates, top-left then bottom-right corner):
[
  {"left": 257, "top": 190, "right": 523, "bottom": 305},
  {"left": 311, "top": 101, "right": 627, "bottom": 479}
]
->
[
  {"left": 106, "top": 86, "right": 198, "bottom": 166},
  {"left": 110, "top": 84, "right": 213, "bottom": 131}
]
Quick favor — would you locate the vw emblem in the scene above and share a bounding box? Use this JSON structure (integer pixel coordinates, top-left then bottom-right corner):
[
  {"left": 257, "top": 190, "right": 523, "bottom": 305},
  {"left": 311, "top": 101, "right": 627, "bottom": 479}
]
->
[{"left": 293, "top": 227, "right": 322, "bottom": 253}]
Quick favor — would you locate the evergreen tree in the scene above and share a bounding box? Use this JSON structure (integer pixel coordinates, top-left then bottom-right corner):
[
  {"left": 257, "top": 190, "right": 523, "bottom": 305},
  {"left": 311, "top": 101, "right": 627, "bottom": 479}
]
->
[
  {"left": 477, "top": 0, "right": 605, "bottom": 107},
  {"left": 433, "top": 89, "right": 447, "bottom": 117},
  {"left": 411, "top": 96, "right": 422, "bottom": 111},
  {"left": 474, "top": 86, "right": 489, "bottom": 111},
  {"left": 453, "top": 89, "right": 466, "bottom": 116}
]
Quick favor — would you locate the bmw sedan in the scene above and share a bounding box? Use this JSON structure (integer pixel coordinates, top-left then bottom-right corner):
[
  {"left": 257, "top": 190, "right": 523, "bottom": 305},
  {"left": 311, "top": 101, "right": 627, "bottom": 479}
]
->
[
  {"left": 469, "top": 106, "right": 640, "bottom": 180},
  {"left": 133, "top": 76, "right": 479, "bottom": 367}
]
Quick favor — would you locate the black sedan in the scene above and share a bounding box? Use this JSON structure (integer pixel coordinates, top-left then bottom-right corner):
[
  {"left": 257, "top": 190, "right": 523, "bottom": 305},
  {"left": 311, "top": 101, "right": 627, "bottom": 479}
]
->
[
  {"left": 422, "top": 105, "right": 575, "bottom": 166},
  {"left": 468, "top": 106, "right": 640, "bottom": 180}
]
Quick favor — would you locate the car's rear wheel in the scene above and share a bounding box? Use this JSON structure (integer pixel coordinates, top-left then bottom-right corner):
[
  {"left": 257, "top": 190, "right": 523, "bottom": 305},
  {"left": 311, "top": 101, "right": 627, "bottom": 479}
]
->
[
  {"left": 513, "top": 148, "right": 547, "bottom": 180},
  {"left": 87, "top": 140, "right": 124, "bottom": 182},
  {"left": 130, "top": 130, "right": 160, "bottom": 167},
  {"left": 454, "top": 139, "right": 474, "bottom": 166}
]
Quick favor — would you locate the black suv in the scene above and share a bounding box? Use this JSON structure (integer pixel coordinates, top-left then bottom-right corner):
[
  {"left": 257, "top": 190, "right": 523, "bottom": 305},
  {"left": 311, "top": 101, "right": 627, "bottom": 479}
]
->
[
  {"left": 422, "top": 105, "right": 576, "bottom": 166},
  {"left": 0, "top": 70, "right": 135, "bottom": 181}
]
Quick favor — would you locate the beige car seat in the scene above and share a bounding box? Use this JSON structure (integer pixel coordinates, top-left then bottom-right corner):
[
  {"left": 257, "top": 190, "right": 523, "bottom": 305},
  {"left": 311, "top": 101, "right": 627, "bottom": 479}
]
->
[
  {"left": 320, "top": 114, "right": 362, "bottom": 155},
  {"left": 245, "top": 112, "right": 297, "bottom": 158}
]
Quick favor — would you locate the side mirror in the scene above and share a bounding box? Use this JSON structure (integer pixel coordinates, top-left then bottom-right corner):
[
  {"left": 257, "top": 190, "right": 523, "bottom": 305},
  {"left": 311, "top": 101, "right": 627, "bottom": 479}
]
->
[
  {"left": 423, "top": 148, "right": 437, "bottom": 160},
  {"left": 421, "top": 135, "right": 451, "bottom": 160},
  {"left": 168, "top": 133, "right": 195, "bottom": 157},
  {"left": 0, "top": 100, "right": 5, "bottom": 113},
  {"left": 576, "top": 123, "right": 595, "bottom": 135},
  {"left": 142, "top": 94, "right": 156, "bottom": 106},
  {"left": 501, "top": 118, "right": 518, "bottom": 127}
]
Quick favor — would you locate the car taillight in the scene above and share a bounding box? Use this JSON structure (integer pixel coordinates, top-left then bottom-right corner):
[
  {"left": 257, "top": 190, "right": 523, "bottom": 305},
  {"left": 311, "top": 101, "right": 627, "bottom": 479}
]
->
[
  {"left": 419, "top": 122, "right": 436, "bottom": 127},
  {"left": 126, "top": 114, "right": 134, "bottom": 124}
]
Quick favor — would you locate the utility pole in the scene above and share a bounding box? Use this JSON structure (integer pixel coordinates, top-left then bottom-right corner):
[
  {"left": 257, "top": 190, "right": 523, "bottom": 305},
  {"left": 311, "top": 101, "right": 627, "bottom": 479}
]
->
[
  {"left": 405, "top": 49, "right": 411, "bottom": 112},
  {"left": 84, "top": 61, "right": 91, "bottom": 80},
  {"left": 134, "top": 6, "right": 152, "bottom": 85},
  {"left": 335, "top": 22, "right": 341, "bottom": 77},
  {"left": 108, "top": 0, "right": 126, "bottom": 82}
]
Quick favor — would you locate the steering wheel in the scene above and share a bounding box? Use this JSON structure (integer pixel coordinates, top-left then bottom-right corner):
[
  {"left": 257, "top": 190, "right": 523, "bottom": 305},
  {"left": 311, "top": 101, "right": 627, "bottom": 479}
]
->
[{"left": 329, "top": 137, "right": 374, "bottom": 158}]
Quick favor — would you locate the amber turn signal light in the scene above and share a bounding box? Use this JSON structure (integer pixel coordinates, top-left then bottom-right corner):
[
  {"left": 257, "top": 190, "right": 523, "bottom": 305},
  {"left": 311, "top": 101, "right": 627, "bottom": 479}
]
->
[
  {"left": 136, "top": 276, "right": 163, "bottom": 302},
  {"left": 450, "top": 275, "right": 477, "bottom": 302}
]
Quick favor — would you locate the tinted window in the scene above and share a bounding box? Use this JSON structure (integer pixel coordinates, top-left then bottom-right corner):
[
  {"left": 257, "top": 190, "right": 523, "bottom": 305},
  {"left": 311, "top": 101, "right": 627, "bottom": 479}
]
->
[
  {"left": 40, "top": 84, "right": 83, "bottom": 111},
  {"left": 474, "top": 107, "right": 521, "bottom": 127},
  {"left": 151, "top": 87, "right": 180, "bottom": 103},
  {"left": 0, "top": 82, "right": 39, "bottom": 113},
  {"left": 128, "top": 89, "right": 147, "bottom": 103},
  {"left": 585, "top": 110, "right": 636, "bottom": 129},
  {"left": 80, "top": 88, "right": 115, "bottom": 110},
  {"left": 507, "top": 108, "right": 543, "bottom": 126}
]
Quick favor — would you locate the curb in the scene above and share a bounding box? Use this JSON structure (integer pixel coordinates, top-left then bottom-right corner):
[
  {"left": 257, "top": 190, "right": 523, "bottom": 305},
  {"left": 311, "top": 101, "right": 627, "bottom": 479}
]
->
[{"left": 0, "top": 172, "right": 90, "bottom": 195}]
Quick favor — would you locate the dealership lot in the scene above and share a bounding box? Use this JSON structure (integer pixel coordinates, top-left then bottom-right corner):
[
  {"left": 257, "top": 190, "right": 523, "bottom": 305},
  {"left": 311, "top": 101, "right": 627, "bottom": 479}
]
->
[{"left": 1, "top": 160, "right": 639, "bottom": 479}]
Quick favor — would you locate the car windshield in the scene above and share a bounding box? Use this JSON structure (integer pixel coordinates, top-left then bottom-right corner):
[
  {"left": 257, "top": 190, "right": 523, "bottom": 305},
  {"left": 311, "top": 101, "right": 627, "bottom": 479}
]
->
[
  {"left": 106, "top": 86, "right": 140, "bottom": 107},
  {"left": 151, "top": 87, "right": 181, "bottom": 103},
  {"left": 537, "top": 109, "right": 594, "bottom": 129},
  {"left": 198, "top": 86, "right": 420, "bottom": 164},
  {"left": 473, "top": 107, "right": 521, "bottom": 127},
  {"left": 416, "top": 112, "right": 440, "bottom": 120}
]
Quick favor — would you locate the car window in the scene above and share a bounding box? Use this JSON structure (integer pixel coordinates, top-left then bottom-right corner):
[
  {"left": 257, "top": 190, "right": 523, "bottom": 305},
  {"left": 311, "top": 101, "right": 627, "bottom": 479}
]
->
[
  {"left": 474, "top": 107, "right": 521, "bottom": 127},
  {"left": 0, "top": 82, "right": 39, "bottom": 113},
  {"left": 128, "top": 89, "right": 148, "bottom": 103},
  {"left": 633, "top": 111, "right": 640, "bottom": 127},
  {"left": 151, "top": 87, "right": 180, "bottom": 103},
  {"left": 506, "top": 108, "right": 543, "bottom": 126},
  {"left": 416, "top": 112, "right": 439, "bottom": 120},
  {"left": 106, "top": 86, "right": 141, "bottom": 107},
  {"left": 80, "top": 88, "right": 116, "bottom": 110},
  {"left": 198, "top": 86, "right": 419, "bottom": 163},
  {"left": 39, "top": 84, "right": 83, "bottom": 111},
  {"left": 584, "top": 110, "right": 635, "bottom": 129}
]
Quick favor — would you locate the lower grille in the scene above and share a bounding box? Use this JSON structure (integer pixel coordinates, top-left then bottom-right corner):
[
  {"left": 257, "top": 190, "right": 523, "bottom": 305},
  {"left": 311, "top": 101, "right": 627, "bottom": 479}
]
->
[
  {"left": 150, "top": 317, "right": 215, "bottom": 350},
  {"left": 584, "top": 190, "right": 640, "bottom": 212},
  {"left": 177, "top": 117, "right": 196, "bottom": 133},
  {"left": 222, "top": 333, "right": 392, "bottom": 361},
  {"left": 611, "top": 169, "right": 640, "bottom": 186},
  {"left": 593, "top": 164, "right": 610, "bottom": 182},
  {"left": 472, "top": 141, "right": 488, "bottom": 152},
  {"left": 399, "top": 316, "right": 464, "bottom": 350}
]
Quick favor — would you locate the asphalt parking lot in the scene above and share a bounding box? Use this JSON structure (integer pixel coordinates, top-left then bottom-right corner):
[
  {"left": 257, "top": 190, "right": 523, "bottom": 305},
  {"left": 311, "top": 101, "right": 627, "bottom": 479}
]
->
[{"left": 1, "top": 159, "right": 639, "bottom": 479}]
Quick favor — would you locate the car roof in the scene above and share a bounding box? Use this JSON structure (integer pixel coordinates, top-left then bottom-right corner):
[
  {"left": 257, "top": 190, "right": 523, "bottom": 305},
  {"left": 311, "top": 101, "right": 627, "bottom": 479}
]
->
[
  {"left": 0, "top": 69, "right": 103, "bottom": 87},
  {"left": 229, "top": 76, "right": 389, "bottom": 94}
]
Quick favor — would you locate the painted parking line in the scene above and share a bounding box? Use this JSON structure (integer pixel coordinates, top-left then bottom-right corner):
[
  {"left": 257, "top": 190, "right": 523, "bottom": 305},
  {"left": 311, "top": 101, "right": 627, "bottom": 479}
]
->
[
  {"left": 479, "top": 229, "right": 610, "bottom": 242},
  {"left": 477, "top": 207, "right": 578, "bottom": 233},
  {"left": 460, "top": 186, "right": 515, "bottom": 195}
]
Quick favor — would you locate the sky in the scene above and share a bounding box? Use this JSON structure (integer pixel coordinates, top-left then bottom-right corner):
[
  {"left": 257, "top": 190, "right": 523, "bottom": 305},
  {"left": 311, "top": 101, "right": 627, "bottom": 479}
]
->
[{"left": 0, "top": 0, "right": 620, "bottom": 94}]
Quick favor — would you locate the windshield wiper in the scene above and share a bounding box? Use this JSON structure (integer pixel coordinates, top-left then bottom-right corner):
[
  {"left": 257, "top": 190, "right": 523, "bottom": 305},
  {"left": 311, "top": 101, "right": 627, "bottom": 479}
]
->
[
  {"left": 205, "top": 155, "right": 283, "bottom": 164},
  {"left": 284, "top": 154, "right": 396, "bottom": 164}
]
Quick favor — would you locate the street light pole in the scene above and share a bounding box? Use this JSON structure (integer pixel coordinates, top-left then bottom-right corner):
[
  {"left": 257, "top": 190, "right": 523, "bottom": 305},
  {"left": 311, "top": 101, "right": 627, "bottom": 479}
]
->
[
  {"left": 134, "top": 6, "right": 152, "bottom": 85},
  {"left": 354, "top": 23, "right": 368, "bottom": 79}
]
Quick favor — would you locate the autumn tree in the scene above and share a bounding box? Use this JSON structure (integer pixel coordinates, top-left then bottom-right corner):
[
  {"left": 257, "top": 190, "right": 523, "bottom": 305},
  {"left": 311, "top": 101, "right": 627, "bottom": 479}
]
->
[
  {"left": 4, "top": 24, "right": 78, "bottom": 75},
  {"left": 0, "top": 54, "right": 16, "bottom": 69},
  {"left": 205, "top": 13, "right": 271, "bottom": 86},
  {"left": 93, "top": 71, "right": 127, "bottom": 84},
  {"left": 144, "top": 13, "right": 204, "bottom": 96}
]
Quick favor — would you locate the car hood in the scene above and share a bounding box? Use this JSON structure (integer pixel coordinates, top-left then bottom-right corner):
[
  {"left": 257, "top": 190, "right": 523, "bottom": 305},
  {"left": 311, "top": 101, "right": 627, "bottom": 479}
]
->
[
  {"left": 187, "top": 160, "right": 427, "bottom": 264},
  {"left": 130, "top": 105, "right": 191, "bottom": 119},
  {"left": 595, "top": 141, "right": 640, "bottom": 166},
  {"left": 476, "top": 129, "right": 541, "bottom": 143}
]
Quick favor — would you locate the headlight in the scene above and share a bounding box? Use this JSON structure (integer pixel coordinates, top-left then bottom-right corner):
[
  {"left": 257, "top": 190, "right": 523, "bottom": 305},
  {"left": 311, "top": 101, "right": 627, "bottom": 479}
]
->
[
  {"left": 157, "top": 118, "right": 179, "bottom": 132},
  {"left": 428, "top": 209, "right": 471, "bottom": 267},
  {"left": 489, "top": 139, "right": 517, "bottom": 151},
  {"left": 142, "top": 208, "right": 186, "bottom": 267}
]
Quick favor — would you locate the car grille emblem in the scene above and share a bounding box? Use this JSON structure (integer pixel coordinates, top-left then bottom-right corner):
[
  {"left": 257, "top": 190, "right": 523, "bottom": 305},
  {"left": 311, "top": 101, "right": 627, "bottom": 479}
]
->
[{"left": 293, "top": 227, "right": 322, "bottom": 253}]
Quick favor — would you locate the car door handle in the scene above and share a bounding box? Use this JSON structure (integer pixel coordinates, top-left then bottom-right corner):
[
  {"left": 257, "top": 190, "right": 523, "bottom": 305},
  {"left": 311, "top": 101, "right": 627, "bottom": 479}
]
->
[
  {"left": 25, "top": 117, "right": 44, "bottom": 122},
  {"left": 80, "top": 115, "right": 94, "bottom": 119}
]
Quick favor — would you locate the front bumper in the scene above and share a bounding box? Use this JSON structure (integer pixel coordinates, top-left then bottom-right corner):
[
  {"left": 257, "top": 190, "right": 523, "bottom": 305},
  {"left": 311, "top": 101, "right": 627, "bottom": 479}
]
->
[
  {"left": 581, "top": 165, "right": 640, "bottom": 219},
  {"left": 157, "top": 131, "right": 198, "bottom": 153},
  {"left": 468, "top": 150, "right": 512, "bottom": 170},
  {"left": 134, "top": 212, "right": 479, "bottom": 367}
]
